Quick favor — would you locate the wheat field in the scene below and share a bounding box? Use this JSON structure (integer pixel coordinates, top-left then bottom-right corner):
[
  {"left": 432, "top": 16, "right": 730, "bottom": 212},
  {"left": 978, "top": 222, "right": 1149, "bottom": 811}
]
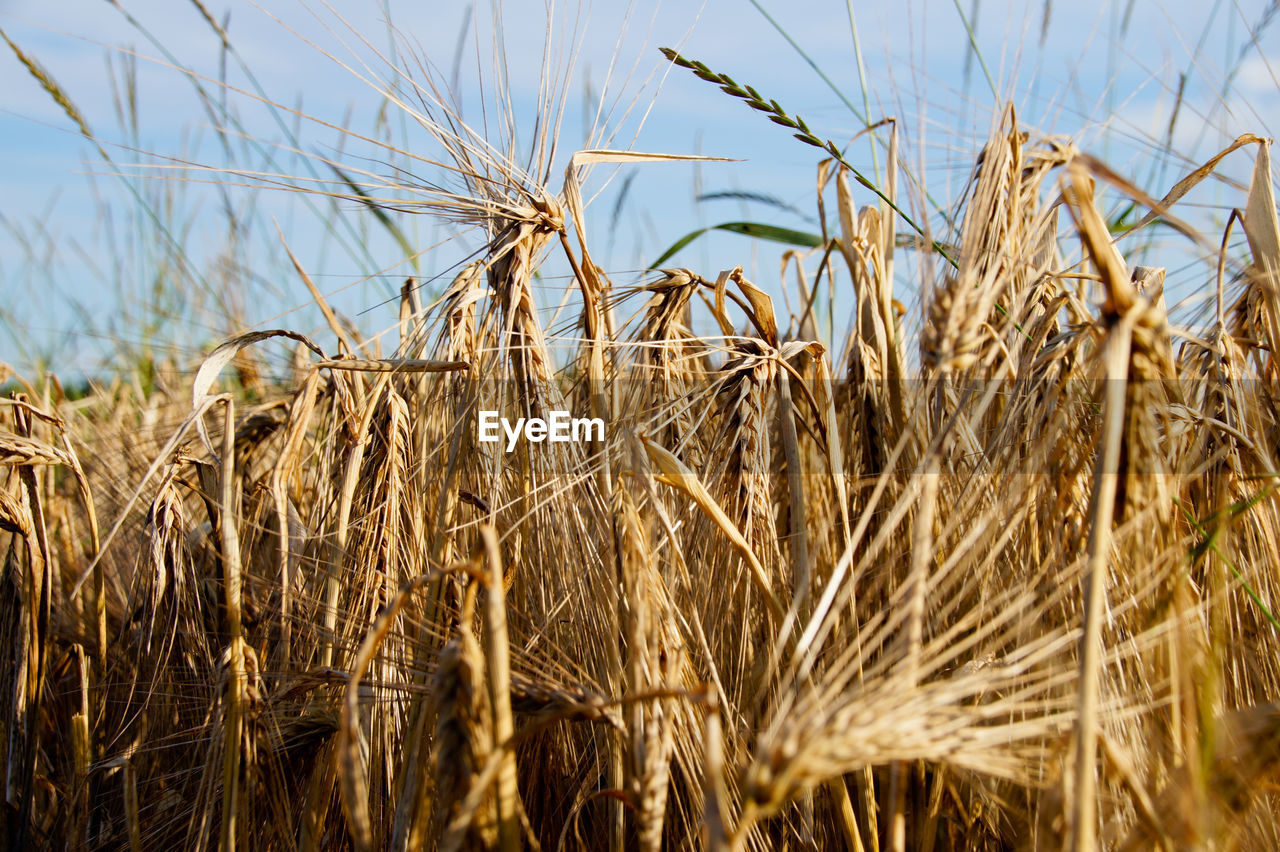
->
[{"left": 4, "top": 3, "right": 1280, "bottom": 850}]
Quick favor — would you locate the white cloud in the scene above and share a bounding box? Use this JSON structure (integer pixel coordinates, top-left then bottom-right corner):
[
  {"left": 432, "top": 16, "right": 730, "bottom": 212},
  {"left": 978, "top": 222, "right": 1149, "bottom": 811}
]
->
[{"left": 1233, "top": 52, "right": 1279, "bottom": 97}]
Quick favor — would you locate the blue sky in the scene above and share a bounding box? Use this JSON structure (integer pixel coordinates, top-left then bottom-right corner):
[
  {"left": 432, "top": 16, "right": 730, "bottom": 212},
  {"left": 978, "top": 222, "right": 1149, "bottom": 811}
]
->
[{"left": 2, "top": 0, "right": 1278, "bottom": 376}]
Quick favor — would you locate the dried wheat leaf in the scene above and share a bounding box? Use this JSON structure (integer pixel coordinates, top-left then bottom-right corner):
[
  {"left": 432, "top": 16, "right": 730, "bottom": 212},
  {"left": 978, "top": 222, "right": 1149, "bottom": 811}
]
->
[
  {"left": 641, "top": 435, "right": 785, "bottom": 623},
  {"left": 1243, "top": 140, "right": 1280, "bottom": 353},
  {"left": 1128, "top": 133, "right": 1265, "bottom": 233},
  {"left": 315, "top": 357, "right": 469, "bottom": 373},
  {"left": 193, "top": 330, "right": 326, "bottom": 409}
]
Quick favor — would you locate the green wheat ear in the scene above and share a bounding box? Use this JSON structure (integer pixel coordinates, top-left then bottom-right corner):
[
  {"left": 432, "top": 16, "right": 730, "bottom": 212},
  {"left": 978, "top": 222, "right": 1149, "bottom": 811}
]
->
[{"left": 659, "top": 46, "right": 958, "bottom": 270}]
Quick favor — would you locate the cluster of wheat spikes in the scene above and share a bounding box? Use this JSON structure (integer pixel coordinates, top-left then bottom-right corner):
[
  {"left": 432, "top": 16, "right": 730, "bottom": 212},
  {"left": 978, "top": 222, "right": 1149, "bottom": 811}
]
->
[{"left": 8, "top": 8, "right": 1280, "bottom": 849}]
